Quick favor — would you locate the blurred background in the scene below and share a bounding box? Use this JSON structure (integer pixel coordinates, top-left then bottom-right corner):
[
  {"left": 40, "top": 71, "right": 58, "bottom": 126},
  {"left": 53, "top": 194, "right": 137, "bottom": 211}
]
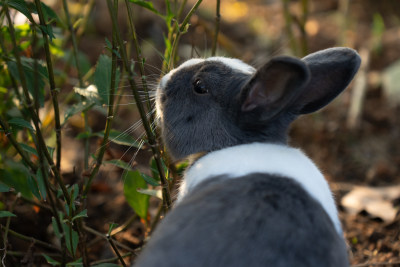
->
[{"left": 2, "top": 0, "right": 400, "bottom": 265}]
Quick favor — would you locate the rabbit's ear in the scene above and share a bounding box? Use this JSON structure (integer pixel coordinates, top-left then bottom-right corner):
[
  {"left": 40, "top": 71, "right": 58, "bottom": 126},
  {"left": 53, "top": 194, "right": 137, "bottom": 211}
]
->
[
  {"left": 240, "top": 56, "right": 310, "bottom": 121},
  {"left": 296, "top": 47, "right": 361, "bottom": 114}
]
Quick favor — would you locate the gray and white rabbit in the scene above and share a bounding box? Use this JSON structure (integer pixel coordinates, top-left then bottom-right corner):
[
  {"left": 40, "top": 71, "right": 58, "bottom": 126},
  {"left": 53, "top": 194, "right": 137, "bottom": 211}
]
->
[{"left": 135, "top": 47, "right": 361, "bottom": 267}]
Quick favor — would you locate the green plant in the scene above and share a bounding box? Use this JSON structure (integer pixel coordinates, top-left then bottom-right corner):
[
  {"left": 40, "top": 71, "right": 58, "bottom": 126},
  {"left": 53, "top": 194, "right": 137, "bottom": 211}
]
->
[{"left": 0, "top": 0, "right": 203, "bottom": 266}]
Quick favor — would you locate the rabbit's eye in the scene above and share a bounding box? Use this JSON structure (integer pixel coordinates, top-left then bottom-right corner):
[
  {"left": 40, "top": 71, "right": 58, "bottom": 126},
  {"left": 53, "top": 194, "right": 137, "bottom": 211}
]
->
[{"left": 193, "top": 79, "right": 208, "bottom": 94}]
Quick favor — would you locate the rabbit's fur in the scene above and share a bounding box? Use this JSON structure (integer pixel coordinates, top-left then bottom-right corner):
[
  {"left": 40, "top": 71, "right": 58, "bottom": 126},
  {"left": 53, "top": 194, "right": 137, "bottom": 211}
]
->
[{"left": 135, "top": 48, "right": 361, "bottom": 267}]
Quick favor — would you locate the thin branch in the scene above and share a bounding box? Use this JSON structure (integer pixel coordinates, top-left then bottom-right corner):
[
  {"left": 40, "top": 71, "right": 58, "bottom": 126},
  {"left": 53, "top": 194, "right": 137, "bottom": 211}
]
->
[
  {"left": 90, "top": 253, "right": 132, "bottom": 265},
  {"left": 1, "top": 194, "right": 19, "bottom": 265},
  {"left": 61, "top": 0, "right": 91, "bottom": 172},
  {"left": 36, "top": 149, "right": 67, "bottom": 265},
  {"left": 83, "top": 226, "right": 137, "bottom": 255},
  {"left": 34, "top": 0, "right": 62, "bottom": 172},
  {"left": 124, "top": 0, "right": 153, "bottom": 123},
  {"left": 106, "top": 234, "right": 127, "bottom": 267},
  {"left": 211, "top": 0, "right": 221, "bottom": 56},
  {"left": 82, "top": 0, "right": 119, "bottom": 198},
  {"left": 2, "top": 228, "right": 61, "bottom": 252},
  {"left": 169, "top": 0, "right": 203, "bottom": 69},
  {"left": 106, "top": 0, "right": 172, "bottom": 210},
  {"left": 282, "top": 0, "right": 298, "bottom": 56}
]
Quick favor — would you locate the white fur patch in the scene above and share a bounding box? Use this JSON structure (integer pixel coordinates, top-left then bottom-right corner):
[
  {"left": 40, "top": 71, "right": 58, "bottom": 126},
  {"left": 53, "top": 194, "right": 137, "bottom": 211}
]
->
[
  {"left": 178, "top": 143, "right": 342, "bottom": 234},
  {"left": 207, "top": 57, "right": 256, "bottom": 74},
  {"left": 159, "top": 57, "right": 255, "bottom": 90}
]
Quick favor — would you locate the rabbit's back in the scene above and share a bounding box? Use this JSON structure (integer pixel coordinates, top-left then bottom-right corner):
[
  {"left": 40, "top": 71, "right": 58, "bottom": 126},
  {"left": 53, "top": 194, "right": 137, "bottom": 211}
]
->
[{"left": 135, "top": 174, "right": 349, "bottom": 267}]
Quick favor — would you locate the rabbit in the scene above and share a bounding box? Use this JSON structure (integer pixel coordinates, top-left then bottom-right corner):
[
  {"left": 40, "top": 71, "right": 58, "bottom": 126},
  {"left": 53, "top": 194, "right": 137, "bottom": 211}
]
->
[{"left": 134, "top": 47, "right": 361, "bottom": 267}]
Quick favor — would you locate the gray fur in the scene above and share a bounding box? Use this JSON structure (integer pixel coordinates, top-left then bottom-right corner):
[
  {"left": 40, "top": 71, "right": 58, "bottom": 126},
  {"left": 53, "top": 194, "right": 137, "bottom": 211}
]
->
[
  {"left": 157, "top": 48, "right": 361, "bottom": 161},
  {"left": 135, "top": 174, "right": 349, "bottom": 267},
  {"left": 137, "top": 48, "right": 361, "bottom": 266}
]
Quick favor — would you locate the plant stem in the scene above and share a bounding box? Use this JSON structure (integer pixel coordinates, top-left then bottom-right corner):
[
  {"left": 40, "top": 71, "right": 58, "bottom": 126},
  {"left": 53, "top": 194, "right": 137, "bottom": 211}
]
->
[
  {"left": 3, "top": 1, "right": 71, "bottom": 206},
  {"left": 3, "top": 228, "right": 61, "bottom": 252},
  {"left": 169, "top": 0, "right": 203, "bottom": 69},
  {"left": 90, "top": 253, "right": 132, "bottom": 265},
  {"left": 106, "top": 0, "right": 172, "bottom": 210},
  {"left": 110, "top": 214, "right": 138, "bottom": 236},
  {"left": 37, "top": 149, "right": 67, "bottom": 265},
  {"left": 61, "top": 0, "right": 91, "bottom": 172},
  {"left": 34, "top": 0, "right": 62, "bottom": 172},
  {"left": 82, "top": 0, "right": 119, "bottom": 198},
  {"left": 124, "top": 0, "right": 153, "bottom": 121},
  {"left": 62, "top": 0, "right": 84, "bottom": 87},
  {"left": 299, "top": 0, "right": 308, "bottom": 56},
  {"left": 83, "top": 226, "right": 137, "bottom": 255},
  {"left": 0, "top": 116, "right": 37, "bottom": 172},
  {"left": 211, "top": 0, "right": 221, "bottom": 56},
  {"left": 1, "top": 194, "right": 19, "bottom": 265},
  {"left": 282, "top": 0, "right": 298, "bottom": 56},
  {"left": 106, "top": 234, "right": 127, "bottom": 267}
]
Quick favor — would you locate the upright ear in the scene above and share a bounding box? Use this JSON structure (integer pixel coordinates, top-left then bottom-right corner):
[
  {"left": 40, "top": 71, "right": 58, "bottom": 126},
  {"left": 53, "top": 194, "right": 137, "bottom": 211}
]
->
[
  {"left": 240, "top": 56, "right": 310, "bottom": 121},
  {"left": 296, "top": 47, "right": 361, "bottom": 114}
]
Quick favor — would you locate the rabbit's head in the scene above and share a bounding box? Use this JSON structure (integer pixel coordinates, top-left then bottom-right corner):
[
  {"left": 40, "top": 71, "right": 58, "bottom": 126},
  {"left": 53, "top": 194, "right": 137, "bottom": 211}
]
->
[{"left": 156, "top": 48, "right": 361, "bottom": 161}]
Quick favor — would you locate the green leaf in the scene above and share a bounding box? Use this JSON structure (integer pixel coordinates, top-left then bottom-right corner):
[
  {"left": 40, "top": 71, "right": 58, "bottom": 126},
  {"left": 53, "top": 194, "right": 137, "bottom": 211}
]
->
[
  {"left": 123, "top": 170, "right": 149, "bottom": 219},
  {"left": 63, "top": 100, "right": 95, "bottom": 125},
  {"left": 71, "top": 209, "right": 88, "bottom": 222},
  {"left": 8, "top": 117, "right": 34, "bottom": 131},
  {"left": 93, "top": 129, "right": 141, "bottom": 147},
  {"left": 94, "top": 54, "right": 112, "bottom": 105},
  {"left": 129, "top": 0, "right": 163, "bottom": 16},
  {"left": 43, "top": 254, "right": 60, "bottom": 266},
  {"left": 137, "top": 188, "right": 162, "bottom": 200},
  {"left": 0, "top": 166, "right": 32, "bottom": 199},
  {"left": 107, "top": 223, "right": 118, "bottom": 236},
  {"left": 3, "top": 0, "right": 34, "bottom": 23},
  {"left": 0, "top": 211, "right": 17, "bottom": 218},
  {"left": 67, "top": 258, "right": 83, "bottom": 267},
  {"left": 7, "top": 58, "right": 47, "bottom": 107},
  {"left": 104, "top": 159, "right": 133, "bottom": 171},
  {"left": 140, "top": 173, "right": 160, "bottom": 186},
  {"left": 71, "top": 184, "right": 79, "bottom": 202},
  {"left": 52, "top": 216, "right": 60, "bottom": 239},
  {"left": 19, "top": 143, "right": 38, "bottom": 157},
  {"left": 27, "top": 175, "right": 41, "bottom": 200},
  {"left": 64, "top": 224, "right": 79, "bottom": 256},
  {"left": 36, "top": 168, "right": 47, "bottom": 200},
  {"left": 0, "top": 182, "right": 10, "bottom": 193}
]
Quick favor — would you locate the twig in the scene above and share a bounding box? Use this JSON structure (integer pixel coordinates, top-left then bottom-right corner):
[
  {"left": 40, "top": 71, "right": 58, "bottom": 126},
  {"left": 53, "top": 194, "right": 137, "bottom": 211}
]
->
[
  {"left": 299, "top": 0, "right": 308, "bottom": 56},
  {"left": 106, "top": 0, "right": 172, "bottom": 210},
  {"left": 2, "top": 228, "right": 61, "bottom": 252},
  {"left": 1, "top": 194, "right": 19, "bottom": 265},
  {"left": 169, "top": 0, "right": 203, "bottom": 69},
  {"left": 110, "top": 215, "right": 138, "bottom": 236},
  {"left": 34, "top": 0, "right": 62, "bottom": 172},
  {"left": 61, "top": 0, "right": 91, "bottom": 173},
  {"left": 90, "top": 253, "right": 132, "bottom": 265},
  {"left": 106, "top": 234, "right": 127, "bottom": 267},
  {"left": 82, "top": 0, "right": 119, "bottom": 198},
  {"left": 62, "top": 0, "right": 84, "bottom": 87},
  {"left": 282, "top": 0, "right": 298, "bottom": 56},
  {"left": 211, "top": 0, "right": 220, "bottom": 56},
  {"left": 36, "top": 149, "right": 67, "bottom": 265},
  {"left": 124, "top": 0, "right": 154, "bottom": 123},
  {"left": 83, "top": 225, "right": 137, "bottom": 255}
]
